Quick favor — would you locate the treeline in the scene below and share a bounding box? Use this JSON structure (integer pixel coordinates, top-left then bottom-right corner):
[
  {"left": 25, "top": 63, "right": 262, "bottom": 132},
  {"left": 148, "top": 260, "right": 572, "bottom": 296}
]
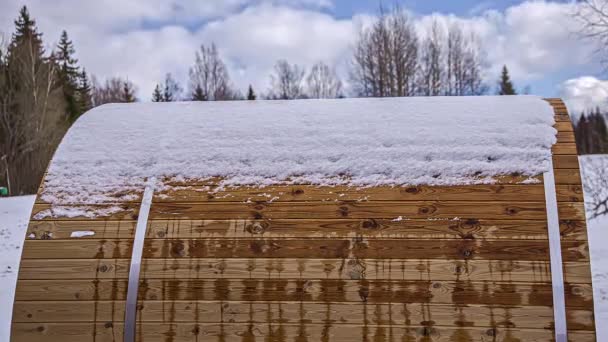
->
[
  {"left": 0, "top": 7, "right": 85, "bottom": 195},
  {"left": 574, "top": 108, "right": 608, "bottom": 154},
  {"left": 0, "top": 5, "right": 603, "bottom": 196}
]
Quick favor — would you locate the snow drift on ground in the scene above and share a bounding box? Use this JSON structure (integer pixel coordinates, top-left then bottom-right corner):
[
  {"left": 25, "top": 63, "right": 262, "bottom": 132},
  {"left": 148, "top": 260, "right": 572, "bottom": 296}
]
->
[
  {"left": 41, "top": 96, "right": 556, "bottom": 206},
  {"left": 588, "top": 214, "right": 608, "bottom": 341},
  {"left": 580, "top": 154, "right": 608, "bottom": 340},
  {"left": 0, "top": 195, "right": 34, "bottom": 340}
]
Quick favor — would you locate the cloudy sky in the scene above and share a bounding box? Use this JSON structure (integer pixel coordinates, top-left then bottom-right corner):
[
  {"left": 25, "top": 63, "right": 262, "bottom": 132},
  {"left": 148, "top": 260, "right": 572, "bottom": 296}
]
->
[{"left": 1, "top": 0, "right": 607, "bottom": 113}]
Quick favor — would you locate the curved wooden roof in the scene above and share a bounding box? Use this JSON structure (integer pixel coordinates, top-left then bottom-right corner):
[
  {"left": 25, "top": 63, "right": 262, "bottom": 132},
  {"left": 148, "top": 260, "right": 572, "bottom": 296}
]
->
[{"left": 11, "top": 98, "right": 595, "bottom": 341}]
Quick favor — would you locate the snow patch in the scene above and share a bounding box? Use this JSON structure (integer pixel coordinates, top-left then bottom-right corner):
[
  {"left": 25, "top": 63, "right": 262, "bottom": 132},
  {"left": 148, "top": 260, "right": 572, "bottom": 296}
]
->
[
  {"left": 33, "top": 206, "right": 126, "bottom": 219},
  {"left": 41, "top": 96, "right": 556, "bottom": 207},
  {"left": 70, "top": 231, "right": 96, "bottom": 238}
]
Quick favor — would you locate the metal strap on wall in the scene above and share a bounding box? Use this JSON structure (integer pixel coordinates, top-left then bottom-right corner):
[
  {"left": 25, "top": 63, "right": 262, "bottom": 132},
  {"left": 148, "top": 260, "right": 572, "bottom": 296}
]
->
[
  {"left": 543, "top": 159, "right": 568, "bottom": 342},
  {"left": 124, "top": 177, "right": 156, "bottom": 342}
]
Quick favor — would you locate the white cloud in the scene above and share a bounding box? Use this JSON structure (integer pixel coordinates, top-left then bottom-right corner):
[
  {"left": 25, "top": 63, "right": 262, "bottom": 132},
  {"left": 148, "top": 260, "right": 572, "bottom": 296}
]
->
[
  {"left": 197, "top": 4, "right": 355, "bottom": 94},
  {"left": 0, "top": 0, "right": 603, "bottom": 101},
  {"left": 415, "top": 1, "right": 596, "bottom": 83},
  {"left": 559, "top": 76, "right": 608, "bottom": 114}
]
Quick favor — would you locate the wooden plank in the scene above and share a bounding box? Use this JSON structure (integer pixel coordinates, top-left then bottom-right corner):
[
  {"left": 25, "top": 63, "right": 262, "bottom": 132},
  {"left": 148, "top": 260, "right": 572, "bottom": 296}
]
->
[
  {"left": 161, "top": 174, "right": 544, "bottom": 188},
  {"left": 146, "top": 201, "right": 553, "bottom": 221},
  {"left": 557, "top": 131, "right": 576, "bottom": 143},
  {"left": 33, "top": 183, "right": 583, "bottom": 205},
  {"left": 555, "top": 121, "right": 574, "bottom": 133},
  {"left": 555, "top": 169, "right": 583, "bottom": 185},
  {"left": 26, "top": 218, "right": 590, "bottom": 241},
  {"left": 13, "top": 279, "right": 594, "bottom": 308},
  {"left": 155, "top": 184, "right": 549, "bottom": 203},
  {"left": 12, "top": 301, "right": 594, "bottom": 331},
  {"left": 32, "top": 201, "right": 557, "bottom": 221},
  {"left": 20, "top": 238, "right": 589, "bottom": 261},
  {"left": 558, "top": 202, "right": 586, "bottom": 221},
  {"left": 552, "top": 143, "right": 578, "bottom": 155},
  {"left": 553, "top": 155, "right": 580, "bottom": 169},
  {"left": 556, "top": 185, "right": 584, "bottom": 202},
  {"left": 27, "top": 202, "right": 583, "bottom": 221},
  {"left": 30, "top": 203, "right": 140, "bottom": 221},
  {"left": 17, "top": 258, "right": 593, "bottom": 284},
  {"left": 156, "top": 183, "right": 581, "bottom": 203},
  {"left": 10, "top": 322, "right": 596, "bottom": 342}
]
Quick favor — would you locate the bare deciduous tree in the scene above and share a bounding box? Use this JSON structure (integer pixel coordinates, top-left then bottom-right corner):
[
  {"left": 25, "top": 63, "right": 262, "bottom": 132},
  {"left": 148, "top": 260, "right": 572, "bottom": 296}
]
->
[
  {"left": 306, "top": 61, "right": 343, "bottom": 99},
  {"left": 188, "top": 43, "right": 236, "bottom": 101},
  {"left": 91, "top": 76, "right": 138, "bottom": 106},
  {"left": 351, "top": 7, "right": 418, "bottom": 97},
  {"left": 419, "top": 20, "right": 444, "bottom": 96},
  {"left": 582, "top": 156, "right": 608, "bottom": 219},
  {"left": 267, "top": 59, "right": 305, "bottom": 100},
  {"left": 576, "top": 0, "right": 608, "bottom": 66},
  {"left": 445, "top": 24, "right": 487, "bottom": 96},
  {"left": 0, "top": 29, "right": 68, "bottom": 194}
]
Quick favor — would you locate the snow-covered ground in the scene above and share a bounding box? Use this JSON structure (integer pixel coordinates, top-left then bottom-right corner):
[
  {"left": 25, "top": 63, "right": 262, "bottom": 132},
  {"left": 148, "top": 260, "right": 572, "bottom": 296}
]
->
[
  {"left": 0, "top": 195, "right": 34, "bottom": 340},
  {"left": 0, "top": 156, "right": 606, "bottom": 340},
  {"left": 589, "top": 214, "right": 608, "bottom": 340}
]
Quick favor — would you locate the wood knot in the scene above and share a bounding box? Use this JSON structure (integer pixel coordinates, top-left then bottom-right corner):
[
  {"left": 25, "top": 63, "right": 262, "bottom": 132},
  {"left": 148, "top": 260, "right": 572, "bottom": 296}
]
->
[
  {"left": 156, "top": 230, "right": 166, "bottom": 238},
  {"left": 360, "top": 219, "right": 378, "bottom": 230},
  {"left": 170, "top": 241, "right": 185, "bottom": 257},
  {"left": 36, "top": 326, "right": 44, "bottom": 332},
  {"left": 292, "top": 188, "right": 304, "bottom": 195},
  {"left": 454, "top": 265, "right": 463, "bottom": 274},
  {"left": 339, "top": 206, "right": 349, "bottom": 217},
  {"left": 405, "top": 187, "right": 420, "bottom": 194},
  {"left": 432, "top": 282, "right": 442, "bottom": 289},
  {"left": 418, "top": 206, "right": 436, "bottom": 215},
  {"left": 417, "top": 327, "right": 437, "bottom": 337},
  {"left": 358, "top": 287, "right": 369, "bottom": 302},
  {"left": 104, "top": 322, "right": 113, "bottom": 329},
  {"left": 192, "top": 326, "right": 200, "bottom": 335},
  {"left": 97, "top": 264, "right": 109, "bottom": 273},
  {"left": 246, "top": 221, "right": 268, "bottom": 235},
  {"left": 486, "top": 328, "right": 497, "bottom": 337},
  {"left": 250, "top": 241, "right": 279, "bottom": 254},
  {"left": 505, "top": 207, "right": 519, "bottom": 215},
  {"left": 461, "top": 249, "right": 473, "bottom": 259}
]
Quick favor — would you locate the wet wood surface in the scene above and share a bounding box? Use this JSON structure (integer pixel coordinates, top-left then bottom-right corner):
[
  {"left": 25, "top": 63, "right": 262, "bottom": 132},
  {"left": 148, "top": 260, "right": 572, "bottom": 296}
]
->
[{"left": 12, "top": 98, "right": 596, "bottom": 341}]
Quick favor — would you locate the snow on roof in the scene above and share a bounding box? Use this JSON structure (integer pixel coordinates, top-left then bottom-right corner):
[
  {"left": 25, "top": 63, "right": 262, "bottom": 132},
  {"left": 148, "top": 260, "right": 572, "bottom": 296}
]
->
[{"left": 41, "top": 96, "right": 557, "bottom": 205}]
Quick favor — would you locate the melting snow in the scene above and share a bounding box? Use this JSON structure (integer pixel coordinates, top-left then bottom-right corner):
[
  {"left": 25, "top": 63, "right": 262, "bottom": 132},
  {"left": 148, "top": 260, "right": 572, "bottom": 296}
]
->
[{"left": 41, "top": 96, "right": 556, "bottom": 205}]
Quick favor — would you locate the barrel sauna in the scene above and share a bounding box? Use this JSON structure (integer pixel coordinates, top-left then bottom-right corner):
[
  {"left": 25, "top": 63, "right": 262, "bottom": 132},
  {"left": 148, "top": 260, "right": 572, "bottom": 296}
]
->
[{"left": 11, "top": 97, "right": 595, "bottom": 341}]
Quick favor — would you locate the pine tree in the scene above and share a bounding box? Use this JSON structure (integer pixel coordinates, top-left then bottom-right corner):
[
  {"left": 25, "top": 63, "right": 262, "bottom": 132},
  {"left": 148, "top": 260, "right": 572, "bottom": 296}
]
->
[
  {"left": 122, "top": 80, "right": 136, "bottom": 103},
  {"left": 56, "top": 30, "right": 81, "bottom": 122},
  {"left": 247, "top": 85, "right": 256, "bottom": 100},
  {"left": 152, "top": 84, "right": 163, "bottom": 102},
  {"left": 574, "top": 109, "right": 608, "bottom": 154},
  {"left": 12, "top": 6, "right": 43, "bottom": 54},
  {"left": 497, "top": 65, "right": 516, "bottom": 95},
  {"left": 77, "top": 69, "right": 92, "bottom": 112},
  {"left": 162, "top": 73, "right": 181, "bottom": 102},
  {"left": 191, "top": 84, "right": 207, "bottom": 101}
]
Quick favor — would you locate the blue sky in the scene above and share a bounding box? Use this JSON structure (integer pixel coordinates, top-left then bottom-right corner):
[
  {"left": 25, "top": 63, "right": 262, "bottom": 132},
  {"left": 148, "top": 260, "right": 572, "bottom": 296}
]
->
[
  {"left": 329, "top": 0, "right": 526, "bottom": 17},
  {"left": 0, "top": 0, "right": 605, "bottom": 112}
]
